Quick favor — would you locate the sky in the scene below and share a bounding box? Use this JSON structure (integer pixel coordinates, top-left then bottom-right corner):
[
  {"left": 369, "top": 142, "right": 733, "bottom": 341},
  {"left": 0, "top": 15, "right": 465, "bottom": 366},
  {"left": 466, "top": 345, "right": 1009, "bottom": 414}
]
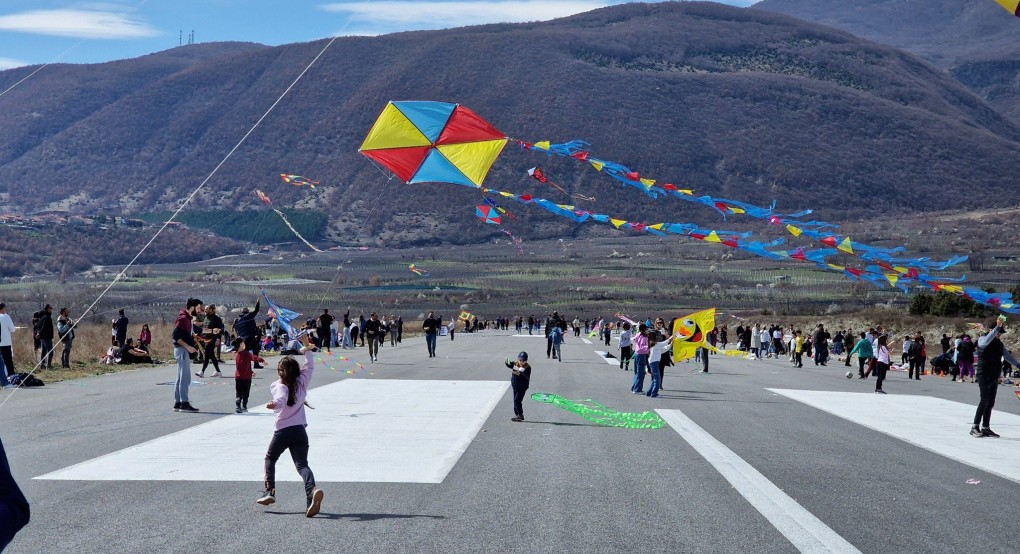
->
[{"left": 0, "top": 0, "right": 757, "bottom": 70}]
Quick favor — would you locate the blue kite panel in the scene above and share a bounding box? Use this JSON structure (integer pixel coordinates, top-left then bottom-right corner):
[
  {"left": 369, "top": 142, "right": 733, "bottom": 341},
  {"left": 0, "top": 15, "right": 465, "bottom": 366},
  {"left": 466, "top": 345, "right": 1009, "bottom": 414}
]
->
[
  {"left": 409, "top": 149, "right": 476, "bottom": 187},
  {"left": 393, "top": 101, "right": 456, "bottom": 143}
]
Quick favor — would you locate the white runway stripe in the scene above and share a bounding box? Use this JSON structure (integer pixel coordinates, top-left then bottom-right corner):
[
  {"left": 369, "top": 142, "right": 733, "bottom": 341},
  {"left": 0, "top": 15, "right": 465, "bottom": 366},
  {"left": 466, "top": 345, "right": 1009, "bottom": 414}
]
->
[
  {"left": 770, "top": 389, "right": 1020, "bottom": 485},
  {"left": 593, "top": 351, "right": 619, "bottom": 366},
  {"left": 581, "top": 338, "right": 592, "bottom": 345},
  {"left": 659, "top": 409, "right": 861, "bottom": 554},
  {"left": 37, "top": 380, "right": 508, "bottom": 484}
]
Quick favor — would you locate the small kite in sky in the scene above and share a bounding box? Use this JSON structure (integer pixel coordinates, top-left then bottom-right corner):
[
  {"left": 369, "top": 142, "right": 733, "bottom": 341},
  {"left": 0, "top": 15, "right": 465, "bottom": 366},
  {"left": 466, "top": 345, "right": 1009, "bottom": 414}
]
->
[
  {"left": 475, "top": 205, "right": 501, "bottom": 225},
  {"left": 280, "top": 174, "right": 319, "bottom": 189},
  {"left": 255, "top": 189, "right": 272, "bottom": 206},
  {"left": 527, "top": 166, "right": 594, "bottom": 201}
]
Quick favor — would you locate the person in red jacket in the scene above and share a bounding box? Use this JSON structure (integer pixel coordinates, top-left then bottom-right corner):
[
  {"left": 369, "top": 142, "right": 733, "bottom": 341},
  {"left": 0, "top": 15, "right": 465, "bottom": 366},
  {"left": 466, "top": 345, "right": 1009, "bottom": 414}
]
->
[{"left": 233, "top": 337, "right": 264, "bottom": 413}]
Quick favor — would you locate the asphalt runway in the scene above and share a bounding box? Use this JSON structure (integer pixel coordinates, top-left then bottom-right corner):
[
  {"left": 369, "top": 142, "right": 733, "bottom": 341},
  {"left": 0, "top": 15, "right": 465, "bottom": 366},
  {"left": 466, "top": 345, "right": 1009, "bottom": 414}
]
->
[{"left": 3, "top": 331, "right": 1019, "bottom": 553}]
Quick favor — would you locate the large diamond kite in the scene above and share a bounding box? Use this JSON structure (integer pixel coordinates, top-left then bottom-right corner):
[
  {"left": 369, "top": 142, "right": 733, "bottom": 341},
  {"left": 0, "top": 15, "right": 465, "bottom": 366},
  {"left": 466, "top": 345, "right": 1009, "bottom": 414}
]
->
[{"left": 359, "top": 101, "right": 508, "bottom": 188}]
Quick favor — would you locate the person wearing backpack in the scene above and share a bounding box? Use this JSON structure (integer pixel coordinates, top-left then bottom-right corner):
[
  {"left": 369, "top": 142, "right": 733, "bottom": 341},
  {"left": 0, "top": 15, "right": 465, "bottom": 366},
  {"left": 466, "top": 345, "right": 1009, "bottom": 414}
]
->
[
  {"left": 34, "top": 305, "right": 55, "bottom": 370},
  {"left": 56, "top": 308, "right": 75, "bottom": 369},
  {"left": 550, "top": 324, "right": 563, "bottom": 362}
]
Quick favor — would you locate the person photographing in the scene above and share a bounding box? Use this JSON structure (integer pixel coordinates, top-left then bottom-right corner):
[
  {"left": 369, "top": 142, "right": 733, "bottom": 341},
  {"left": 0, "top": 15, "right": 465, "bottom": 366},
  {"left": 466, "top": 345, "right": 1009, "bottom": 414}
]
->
[{"left": 971, "top": 315, "right": 1019, "bottom": 438}]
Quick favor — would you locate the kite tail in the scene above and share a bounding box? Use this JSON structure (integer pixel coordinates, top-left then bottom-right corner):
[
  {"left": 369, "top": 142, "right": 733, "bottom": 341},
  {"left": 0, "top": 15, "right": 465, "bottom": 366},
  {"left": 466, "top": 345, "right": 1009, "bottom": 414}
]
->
[{"left": 274, "top": 209, "right": 324, "bottom": 252}]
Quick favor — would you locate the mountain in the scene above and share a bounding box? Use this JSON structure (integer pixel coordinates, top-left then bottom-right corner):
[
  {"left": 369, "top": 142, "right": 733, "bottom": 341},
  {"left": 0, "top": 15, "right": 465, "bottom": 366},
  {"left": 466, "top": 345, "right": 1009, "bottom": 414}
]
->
[
  {"left": 753, "top": 0, "right": 1020, "bottom": 122},
  {"left": 1, "top": 2, "right": 1018, "bottom": 248}
]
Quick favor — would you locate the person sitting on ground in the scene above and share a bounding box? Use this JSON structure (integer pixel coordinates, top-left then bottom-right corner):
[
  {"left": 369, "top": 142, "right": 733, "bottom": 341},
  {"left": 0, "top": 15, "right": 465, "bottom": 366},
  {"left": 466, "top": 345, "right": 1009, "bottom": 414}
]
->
[
  {"left": 930, "top": 352, "right": 959, "bottom": 378},
  {"left": 117, "top": 338, "right": 153, "bottom": 364},
  {"left": 281, "top": 335, "right": 302, "bottom": 355}
]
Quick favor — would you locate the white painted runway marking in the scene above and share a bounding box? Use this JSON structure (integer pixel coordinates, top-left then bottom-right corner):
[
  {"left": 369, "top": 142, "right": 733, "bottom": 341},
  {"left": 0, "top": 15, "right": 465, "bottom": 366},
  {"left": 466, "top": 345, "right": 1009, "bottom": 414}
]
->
[
  {"left": 659, "top": 409, "right": 861, "bottom": 554},
  {"left": 769, "top": 389, "right": 1020, "bottom": 485},
  {"left": 512, "top": 334, "right": 546, "bottom": 338},
  {"left": 581, "top": 338, "right": 592, "bottom": 345},
  {"left": 37, "top": 380, "right": 508, "bottom": 483}
]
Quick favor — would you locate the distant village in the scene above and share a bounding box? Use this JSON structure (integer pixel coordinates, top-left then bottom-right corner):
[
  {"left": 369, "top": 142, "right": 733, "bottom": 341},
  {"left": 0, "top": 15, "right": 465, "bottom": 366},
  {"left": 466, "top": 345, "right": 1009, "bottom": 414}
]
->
[{"left": 0, "top": 212, "right": 148, "bottom": 231}]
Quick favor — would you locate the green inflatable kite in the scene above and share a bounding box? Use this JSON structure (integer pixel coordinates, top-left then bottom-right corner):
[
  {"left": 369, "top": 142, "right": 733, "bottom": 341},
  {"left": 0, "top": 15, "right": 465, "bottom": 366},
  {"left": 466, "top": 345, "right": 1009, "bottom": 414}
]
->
[{"left": 530, "top": 393, "right": 664, "bottom": 429}]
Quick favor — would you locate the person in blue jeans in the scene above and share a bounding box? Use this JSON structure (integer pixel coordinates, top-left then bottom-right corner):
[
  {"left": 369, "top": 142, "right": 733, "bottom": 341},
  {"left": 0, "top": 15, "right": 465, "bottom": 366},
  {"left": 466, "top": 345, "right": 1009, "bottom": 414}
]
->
[
  {"left": 0, "top": 351, "right": 10, "bottom": 388},
  {"left": 550, "top": 325, "right": 563, "bottom": 361},
  {"left": 647, "top": 332, "right": 676, "bottom": 398}
]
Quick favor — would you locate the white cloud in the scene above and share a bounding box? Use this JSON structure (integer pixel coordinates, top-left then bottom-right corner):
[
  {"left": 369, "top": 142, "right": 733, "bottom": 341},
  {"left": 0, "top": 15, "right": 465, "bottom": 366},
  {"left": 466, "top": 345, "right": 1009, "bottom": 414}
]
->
[
  {"left": 0, "top": 57, "right": 29, "bottom": 70},
  {"left": 321, "top": 1, "right": 609, "bottom": 30},
  {"left": 0, "top": 8, "right": 157, "bottom": 39}
]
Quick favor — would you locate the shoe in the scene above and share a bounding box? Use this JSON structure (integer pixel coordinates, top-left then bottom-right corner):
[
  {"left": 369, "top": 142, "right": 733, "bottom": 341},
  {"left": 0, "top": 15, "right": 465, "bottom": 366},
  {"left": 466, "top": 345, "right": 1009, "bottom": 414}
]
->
[
  {"left": 981, "top": 428, "right": 1000, "bottom": 438},
  {"left": 875, "top": 390, "right": 886, "bottom": 394},
  {"left": 256, "top": 490, "right": 276, "bottom": 506},
  {"left": 212, "top": 372, "right": 222, "bottom": 378},
  {"left": 173, "top": 402, "right": 181, "bottom": 412},
  {"left": 306, "top": 488, "right": 324, "bottom": 518},
  {"left": 2, "top": 384, "right": 16, "bottom": 389},
  {"left": 178, "top": 403, "right": 199, "bottom": 413},
  {"left": 194, "top": 372, "right": 204, "bottom": 378},
  {"left": 242, "top": 406, "right": 248, "bottom": 413},
  {"left": 970, "top": 426, "right": 984, "bottom": 438},
  {"left": 235, "top": 406, "right": 243, "bottom": 414},
  {"left": 253, "top": 364, "right": 264, "bottom": 369},
  {"left": 511, "top": 416, "right": 523, "bottom": 422}
]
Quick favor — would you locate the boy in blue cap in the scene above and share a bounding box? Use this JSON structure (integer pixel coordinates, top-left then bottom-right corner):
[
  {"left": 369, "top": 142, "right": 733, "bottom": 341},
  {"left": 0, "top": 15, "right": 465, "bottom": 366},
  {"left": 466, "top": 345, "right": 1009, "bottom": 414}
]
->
[{"left": 505, "top": 351, "right": 532, "bottom": 422}]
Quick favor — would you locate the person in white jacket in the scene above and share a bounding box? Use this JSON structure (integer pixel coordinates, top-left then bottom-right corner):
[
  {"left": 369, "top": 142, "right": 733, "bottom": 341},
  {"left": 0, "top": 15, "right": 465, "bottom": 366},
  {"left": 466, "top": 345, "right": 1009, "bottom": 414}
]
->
[{"left": 0, "top": 303, "right": 15, "bottom": 376}]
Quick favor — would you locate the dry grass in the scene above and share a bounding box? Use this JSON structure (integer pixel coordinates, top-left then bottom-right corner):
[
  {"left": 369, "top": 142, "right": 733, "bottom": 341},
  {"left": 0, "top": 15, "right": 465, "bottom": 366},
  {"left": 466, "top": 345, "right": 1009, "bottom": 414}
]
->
[{"left": 10, "top": 322, "right": 174, "bottom": 384}]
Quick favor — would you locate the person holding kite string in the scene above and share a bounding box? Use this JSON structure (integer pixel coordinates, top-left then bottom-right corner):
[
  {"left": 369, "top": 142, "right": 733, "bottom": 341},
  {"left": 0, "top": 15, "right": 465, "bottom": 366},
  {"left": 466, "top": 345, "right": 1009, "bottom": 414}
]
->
[
  {"left": 257, "top": 334, "right": 324, "bottom": 517},
  {"left": 646, "top": 331, "right": 676, "bottom": 398},
  {"left": 970, "top": 316, "right": 1020, "bottom": 438},
  {"left": 505, "top": 351, "right": 532, "bottom": 422}
]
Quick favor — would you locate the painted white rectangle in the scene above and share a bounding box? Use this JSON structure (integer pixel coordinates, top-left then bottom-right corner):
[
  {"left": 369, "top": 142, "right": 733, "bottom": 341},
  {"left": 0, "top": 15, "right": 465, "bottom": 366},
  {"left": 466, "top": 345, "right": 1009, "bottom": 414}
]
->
[
  {"left": 769, "top": 389, "right": 1020, "bottom": 485},
  {"left": 37, "top": 380, "right": 508, "bottom": 483},
  {"left": 512, "top": 334, "right": 546, "bottom": 338},
  {"left": 658, "top": 409, "right": 861, "bottom": 554},
  {"left": 581, "top": 338, "right": 592, "bottom": 345},
  {"left": 593, "top": 351, "right": 619, "bottom": 366}
]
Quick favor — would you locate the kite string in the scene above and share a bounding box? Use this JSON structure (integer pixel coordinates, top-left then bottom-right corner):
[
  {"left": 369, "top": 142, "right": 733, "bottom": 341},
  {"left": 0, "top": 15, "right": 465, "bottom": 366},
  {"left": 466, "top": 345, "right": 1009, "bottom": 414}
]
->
[
  {"left": 0, "top": 34, "right": 341, "bottom": 411},
  {"left": 0, "top": 0, "right": 153, "bottom": 99}
]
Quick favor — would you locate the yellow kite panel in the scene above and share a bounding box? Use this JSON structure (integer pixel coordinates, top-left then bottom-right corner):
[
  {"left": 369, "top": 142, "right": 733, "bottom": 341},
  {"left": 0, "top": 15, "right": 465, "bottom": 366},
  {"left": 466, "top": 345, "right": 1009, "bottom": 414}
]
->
[
  {"left": 360, "top": 103, "right": 431, "bottom": 151},
  {"left": 436, "top": 138, "right": 507, "bottom": 186}
]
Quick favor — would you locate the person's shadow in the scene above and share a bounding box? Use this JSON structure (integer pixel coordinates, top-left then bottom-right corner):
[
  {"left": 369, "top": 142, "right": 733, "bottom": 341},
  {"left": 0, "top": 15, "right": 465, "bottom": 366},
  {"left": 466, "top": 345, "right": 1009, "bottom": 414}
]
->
[{"left": 265, "top": 511, "right": 445, "bottom": 521}]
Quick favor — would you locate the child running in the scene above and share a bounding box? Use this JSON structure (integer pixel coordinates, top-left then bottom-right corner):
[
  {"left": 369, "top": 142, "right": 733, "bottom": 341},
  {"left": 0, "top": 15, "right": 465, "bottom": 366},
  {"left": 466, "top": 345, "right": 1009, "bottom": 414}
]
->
[
  {"left": 232, "top": 337, "right": 263, "bottom": 414},
  {"left": 256, "top": 335, "right": 324, "bottom": 517}
]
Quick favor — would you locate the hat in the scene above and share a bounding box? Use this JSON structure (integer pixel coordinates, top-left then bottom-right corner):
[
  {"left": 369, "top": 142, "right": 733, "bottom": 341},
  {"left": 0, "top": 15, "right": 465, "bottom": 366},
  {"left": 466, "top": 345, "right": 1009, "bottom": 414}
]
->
[
  {"left": 241, "top": 307, "right": 250, "bottom": 314},
  {"left": 517, "top": 351, "right": 528, "bottom": 361}
]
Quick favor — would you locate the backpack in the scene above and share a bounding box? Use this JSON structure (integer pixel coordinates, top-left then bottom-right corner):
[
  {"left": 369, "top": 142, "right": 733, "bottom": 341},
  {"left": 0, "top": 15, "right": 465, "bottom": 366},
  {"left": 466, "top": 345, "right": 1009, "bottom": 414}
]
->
[
  {"left": 9, "top": 373, "right": 44, "bottom": 387},
  {"left": 551, "top": 326, "right": 563, "bottom": 344}
]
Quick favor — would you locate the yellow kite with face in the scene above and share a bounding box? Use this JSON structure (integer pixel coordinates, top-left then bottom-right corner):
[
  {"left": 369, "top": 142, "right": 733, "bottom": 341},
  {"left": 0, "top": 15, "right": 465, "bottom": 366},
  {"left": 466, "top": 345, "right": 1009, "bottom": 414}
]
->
[{"left": 671, "top": 308, "right": 715, "bottom": 363}]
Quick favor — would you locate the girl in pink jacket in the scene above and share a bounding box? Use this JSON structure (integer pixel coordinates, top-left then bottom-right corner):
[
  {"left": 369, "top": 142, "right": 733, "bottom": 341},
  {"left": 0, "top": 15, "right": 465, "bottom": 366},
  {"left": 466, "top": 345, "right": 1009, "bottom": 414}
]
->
[{"left": 255, "top": 336, "right": 324, "bottom": 517}]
